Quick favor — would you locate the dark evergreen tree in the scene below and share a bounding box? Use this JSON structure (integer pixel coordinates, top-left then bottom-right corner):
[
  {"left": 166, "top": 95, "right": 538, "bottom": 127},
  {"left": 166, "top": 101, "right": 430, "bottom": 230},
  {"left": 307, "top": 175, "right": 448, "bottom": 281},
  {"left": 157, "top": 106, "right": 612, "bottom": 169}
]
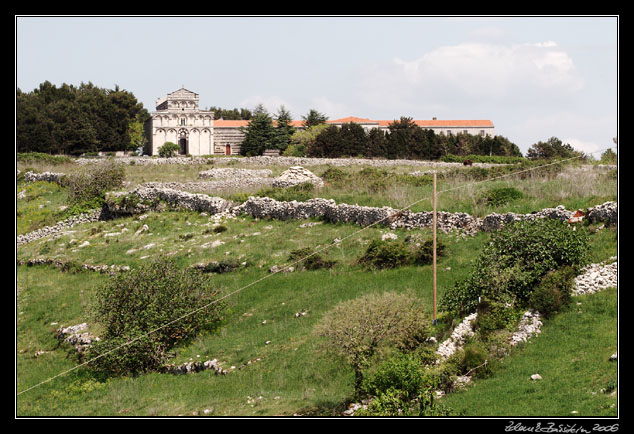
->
[
  {"left": 365, "top": 128, "right": 387, "bottom": 158},
  {"left": 302, "top": 109, "right": 328, "bottom": 128},
  {"left": 272, "top": 105, "right": 295, "bottom": 152},
  {"left": 339, "top": 122, "right": 367, "bottom": 157},
  {"left": 386, "top": 117, "right": 419, "bottom": 159},
  {"left": 239, "top": 110, "right": 275, "bottom": 156}
]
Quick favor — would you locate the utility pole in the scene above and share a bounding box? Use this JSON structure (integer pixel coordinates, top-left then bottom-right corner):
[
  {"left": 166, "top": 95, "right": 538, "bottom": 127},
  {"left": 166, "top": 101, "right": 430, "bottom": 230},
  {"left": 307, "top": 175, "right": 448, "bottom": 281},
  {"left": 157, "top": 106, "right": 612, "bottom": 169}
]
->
[{"left": 432, "top": 172, "right": 437, "bottom": 326}]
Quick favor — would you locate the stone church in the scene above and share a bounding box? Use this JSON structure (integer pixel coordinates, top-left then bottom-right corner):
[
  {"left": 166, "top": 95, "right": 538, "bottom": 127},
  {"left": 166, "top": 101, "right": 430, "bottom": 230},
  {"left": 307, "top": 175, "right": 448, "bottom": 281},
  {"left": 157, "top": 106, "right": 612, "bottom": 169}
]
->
[
  {"left": 145, "top": 87, "right": 215, "bottom": 156},
  {"left": 145, "top": 87, "right": 495, "bottom": 156}
]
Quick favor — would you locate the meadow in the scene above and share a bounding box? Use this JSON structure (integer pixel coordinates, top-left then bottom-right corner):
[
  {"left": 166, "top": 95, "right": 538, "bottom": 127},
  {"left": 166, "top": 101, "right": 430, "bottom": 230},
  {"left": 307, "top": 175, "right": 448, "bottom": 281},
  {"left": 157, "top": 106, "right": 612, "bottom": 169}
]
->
[{"left": 15, "top": 156, "right": 618, "bottom": 417}]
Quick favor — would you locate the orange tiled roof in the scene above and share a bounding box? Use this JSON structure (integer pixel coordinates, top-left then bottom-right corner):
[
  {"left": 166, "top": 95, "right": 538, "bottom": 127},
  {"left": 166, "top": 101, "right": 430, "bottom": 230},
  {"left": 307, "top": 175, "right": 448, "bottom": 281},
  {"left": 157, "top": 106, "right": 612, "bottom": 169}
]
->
[
  {"left": 213, "top": 118, "right": 493, "bottom": 128},
  {"left": 328, "top": 116, "right": 378, "bottom": 124},
  {"left": 377, "top": 119, "right": 493, "bottom": 127},
  {"left": 213, "top": 119, "right": 250, "bottom": 127}
]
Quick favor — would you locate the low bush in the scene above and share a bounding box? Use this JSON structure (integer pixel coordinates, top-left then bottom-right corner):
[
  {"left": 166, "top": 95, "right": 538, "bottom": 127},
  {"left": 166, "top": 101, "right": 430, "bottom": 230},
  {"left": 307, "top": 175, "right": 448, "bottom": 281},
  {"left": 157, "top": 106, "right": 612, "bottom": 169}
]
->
[
  {"left": 85, "top": 257, "right": 226, "bottom": 376},
  {"left": 281, "top": 144, "right": 306, "bottom": 157},
  {"left": 358, "top": 239, "right": 411, "bottom": 269},
  {"left": 480, "top": 186, "right": 524, "bottom": 207},
  {"left": 288, "top": 247, "right": 337, "bottom": 270},
  {"left": 459, "top": 342, "right": 491, "bottom": 378},
  {"left": 362, "top": 351, "right": 435, "bottom": 400},
  {"left": 529, "top": 266, "right": 576, "bottom": 318},
  {"left": 474, "top": 298, "right": 522, "bottom": 339},
  {"left": 411, "top": 239, "right": 446, "bottom": 266},
  {"left": 359, "top": 237, "right": 446, "bottom": 269},
  {"left": 158, "top": 142, "right": 180, "bottom": 158},
  {"left": 440, "top": 218, "right": 589, "bottom": 315},
  {"left": 313, "top": 291, "right": 430, "bottom": 394},
  {"left": 64, "top": 159, "right": 125, "bottom": 207}
]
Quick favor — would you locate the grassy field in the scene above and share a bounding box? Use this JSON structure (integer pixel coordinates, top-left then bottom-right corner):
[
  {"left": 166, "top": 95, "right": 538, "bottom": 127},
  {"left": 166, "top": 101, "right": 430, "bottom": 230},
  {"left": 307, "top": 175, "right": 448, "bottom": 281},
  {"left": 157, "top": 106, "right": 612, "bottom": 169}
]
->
[{"left": 15, "top": 157, "right": 618, "bottom": 417}]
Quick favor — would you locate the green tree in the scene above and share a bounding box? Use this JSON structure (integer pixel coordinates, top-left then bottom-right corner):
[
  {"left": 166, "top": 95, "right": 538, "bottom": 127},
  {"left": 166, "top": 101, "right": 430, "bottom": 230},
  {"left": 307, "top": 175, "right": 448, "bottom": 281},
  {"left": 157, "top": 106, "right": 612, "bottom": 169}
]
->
[
  {"left": 308, "top": 124, "right": 340, "bottom": 157},
  {"left": 16, "top": 81, "right": 147, "bottom": 155},
  {"left": 386, "top": 117, "right": 419, "bottom": 159},
  {"left": 365, "top": 128, "right": 387, "bottom": 158},
  {"left": 86, "top": 257, "right": 226, "bottom": 376},
  {"left": 272, "top": 105, "right": 295, "bottom": 152},
  {"left": 339, "top": 122, "right": 368, "bottom": 157},
  {"left": 240, "top": 109, "right": 276, "bottom": 156},
  {"left": 526, "top": 137, "right": 581, "bottom": 160},
  {"left": 314, "top": 291, "right": 430, "bottom": 394},
  {"left": 301, "top": 108, "right": 328, "bottom": 128}
]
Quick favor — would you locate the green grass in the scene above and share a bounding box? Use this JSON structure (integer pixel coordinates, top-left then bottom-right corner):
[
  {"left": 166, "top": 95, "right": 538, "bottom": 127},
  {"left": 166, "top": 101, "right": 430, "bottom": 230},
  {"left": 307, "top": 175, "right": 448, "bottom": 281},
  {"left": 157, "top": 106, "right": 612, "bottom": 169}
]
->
[
  {"left": 15, "top": 158, "right": 617, "bottom": 416},
  {"left": 16, "top": 181, "right": 69, "bottom": 235},
  {"left": 16, "top": 212, "right": 487, "bottom": 416},
  {"left": 441, "top": 286, "right": 618, "bottom": 416}
]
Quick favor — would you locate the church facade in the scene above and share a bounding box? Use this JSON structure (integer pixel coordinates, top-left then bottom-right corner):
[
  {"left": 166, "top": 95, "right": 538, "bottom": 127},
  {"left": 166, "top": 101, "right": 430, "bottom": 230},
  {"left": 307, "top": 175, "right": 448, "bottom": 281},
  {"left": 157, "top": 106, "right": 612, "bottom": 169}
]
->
[
  {"left": 146, "top": 88, "right": 495, "bottom": 156},
  {"left": 145, "top": 87, "right": 215, "bottom": 156}
]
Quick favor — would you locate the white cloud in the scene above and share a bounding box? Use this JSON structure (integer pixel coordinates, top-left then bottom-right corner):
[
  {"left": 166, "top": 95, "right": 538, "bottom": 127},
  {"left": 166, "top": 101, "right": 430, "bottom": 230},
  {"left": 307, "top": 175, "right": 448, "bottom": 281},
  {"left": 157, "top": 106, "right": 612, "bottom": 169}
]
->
[
  {"left": 357, "top": 41, "right": 585, "bottom": 110},
  {"left": 239, "top": 95, "right": 294, "bottom": 115},
  {"left": 563, "top": 138, "right": 603, "bottom": 156},
  {"left": 309, "top": 96, "right": 349, "bottom": 120}
]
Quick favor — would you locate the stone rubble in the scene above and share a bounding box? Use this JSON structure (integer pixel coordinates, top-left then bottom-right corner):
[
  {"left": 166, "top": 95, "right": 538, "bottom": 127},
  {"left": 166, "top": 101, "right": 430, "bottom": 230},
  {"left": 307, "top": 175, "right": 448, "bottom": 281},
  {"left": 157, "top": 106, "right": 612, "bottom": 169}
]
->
[
  {"left": 55, "top": 323, "right": 100, "bottom": 354},
  {"left": 436, "top": 313, "right": 478, "bottom": 361},
  {"left": 198, "top": 167, "right": 272, "bottom": 179},
  {"left": 271, "top": 166, "right": 324, "bottom": 188},
  {"left": 572, "top": 258, "right": 618, "bottom": 296},
  {"left": 508, "top": 311, "right": 543, "bottom": 346},
  {"left": 75, "top": 155, "right": 503, "bottom": 169},
  {"left": 586, "top": 202, "right": 618, "bottom": 226},
  {"left": 17, "top": 258, "right": 130, "bottom": 275},
  {"left": 23, "top": 171, "right": 66, "bottom": 184},
  {"left": 161, "top": 358, "right": 228, "bottom": 376},
  {"left": 16, "top": 210, "right": 103, "bottom": 246}
]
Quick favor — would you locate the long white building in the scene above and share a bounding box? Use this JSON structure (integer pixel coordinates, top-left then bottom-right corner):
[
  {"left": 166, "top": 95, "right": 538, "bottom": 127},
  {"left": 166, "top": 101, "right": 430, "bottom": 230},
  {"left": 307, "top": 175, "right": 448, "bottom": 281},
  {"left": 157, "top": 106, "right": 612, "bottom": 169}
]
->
[{"left": 145, "top": 88, "right": 495, "bottom": 156}]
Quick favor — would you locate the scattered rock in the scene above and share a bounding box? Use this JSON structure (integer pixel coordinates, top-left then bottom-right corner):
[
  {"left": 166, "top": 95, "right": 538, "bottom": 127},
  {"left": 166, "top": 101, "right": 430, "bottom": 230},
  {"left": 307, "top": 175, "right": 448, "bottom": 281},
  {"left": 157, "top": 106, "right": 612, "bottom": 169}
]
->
[
  {"left": 272, "top": 166, "right": 324, "bottom": 188},
  {"left": 609, "top": 352, "right": 617, "bottom": 362}
]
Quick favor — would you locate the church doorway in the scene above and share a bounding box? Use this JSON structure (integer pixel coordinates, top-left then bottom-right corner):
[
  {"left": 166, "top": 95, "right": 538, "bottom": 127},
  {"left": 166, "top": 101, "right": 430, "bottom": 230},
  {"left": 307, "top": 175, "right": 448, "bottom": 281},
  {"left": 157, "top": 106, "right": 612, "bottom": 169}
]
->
[{"left": 179, "top": 138, "right": 187, "bottom": 155}]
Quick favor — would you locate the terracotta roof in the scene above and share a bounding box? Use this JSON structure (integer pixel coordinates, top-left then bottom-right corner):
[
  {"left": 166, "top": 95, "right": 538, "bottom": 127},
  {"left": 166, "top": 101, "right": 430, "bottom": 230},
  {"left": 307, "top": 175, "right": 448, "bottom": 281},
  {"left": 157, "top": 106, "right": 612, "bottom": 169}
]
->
[
  {"left": 213, "top": 118, "right": 493, "bottom": 128},
  {"left": 213, "top": 120, "right": 250, "bottom": 127},
  {"left": 377, "top": 119, "right": 494, "bottom": 128},
  {"left": 328, "top": 116, "right": 378, "bottom": 124}
]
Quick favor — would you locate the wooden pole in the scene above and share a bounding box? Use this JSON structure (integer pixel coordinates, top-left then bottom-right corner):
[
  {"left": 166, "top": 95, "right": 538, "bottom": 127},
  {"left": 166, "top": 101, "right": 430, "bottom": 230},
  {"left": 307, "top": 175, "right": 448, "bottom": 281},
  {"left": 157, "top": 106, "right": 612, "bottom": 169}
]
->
[{"left": 433, "top": 172, "right": 437, "bottom": 326}]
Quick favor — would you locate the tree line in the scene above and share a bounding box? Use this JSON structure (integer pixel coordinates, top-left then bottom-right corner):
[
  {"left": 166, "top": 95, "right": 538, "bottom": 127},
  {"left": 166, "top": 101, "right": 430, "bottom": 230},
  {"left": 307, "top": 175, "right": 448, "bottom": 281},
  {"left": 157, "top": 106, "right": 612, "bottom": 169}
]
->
[
  {"left": 17, "top": 81, "right": 149, "bottom": 156},
  {"left": 240, "top": 109, "right": 523, "bottom": 160}
]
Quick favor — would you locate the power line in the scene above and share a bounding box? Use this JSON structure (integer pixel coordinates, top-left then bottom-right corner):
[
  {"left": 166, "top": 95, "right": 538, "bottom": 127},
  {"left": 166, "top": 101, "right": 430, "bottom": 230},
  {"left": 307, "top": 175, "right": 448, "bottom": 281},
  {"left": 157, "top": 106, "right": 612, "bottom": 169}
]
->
[{"left": 16, "top": 146, "right": 616, "bottom": 396}]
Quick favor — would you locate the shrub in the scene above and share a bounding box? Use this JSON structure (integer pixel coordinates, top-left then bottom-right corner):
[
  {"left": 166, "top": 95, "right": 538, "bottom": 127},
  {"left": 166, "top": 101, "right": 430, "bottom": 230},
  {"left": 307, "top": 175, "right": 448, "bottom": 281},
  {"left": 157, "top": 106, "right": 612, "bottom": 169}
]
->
[
  {"left": 320, "top": 167, "right": 347, "bottom": 184},
  {"left": 213, "top": 225, "right": 228, "bottom": 233},
  {"left": 64, "top": 159, "right": 125, "bottom": 206},
  {"left": 529, "top": 266, "right": 576, "bottom": 318},
  {"left": 362, "top": 352, "right": 435, "bottom": 400},
  {"left": 281, "top": 144, "right": 306, "bottom": 157},
  {"left": 86, "top": 257, "right": 225, "bottom": 376},
  {"left": 441, "top": 218, "right": 589, "bottom": 315},
  {"left": 474, "top": 298, "right": 522, "bottom": 338},
  {"left": 356, "top": 387, "right": 453, "bottom": 416},
  {"left": 313, "top": 292, "right": 430, "bottom": 394},
  {"left": 460, "top": 342, "right": 491, "bottom": 378},
  {"left": 480, "top": 186, "right": 523, "bottom": 207},
  {"left": 358, "top": 239, "right": 411, "bottom": 270},
  {"left": 158, "top": 142, "right": 180, "bottom": 158},
  {"left": 411, "top": 239, "right": 446, "bottom": 266},
  {"left": 288, "top": 247, "right": 337, "bottom": 270}
]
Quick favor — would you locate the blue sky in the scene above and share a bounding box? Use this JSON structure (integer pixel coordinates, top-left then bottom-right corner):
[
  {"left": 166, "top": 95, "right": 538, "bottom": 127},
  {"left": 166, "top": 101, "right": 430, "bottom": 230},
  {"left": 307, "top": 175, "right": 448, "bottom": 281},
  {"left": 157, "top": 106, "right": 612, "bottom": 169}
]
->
[{"left": 16, "top": 15, "right": 618, "bottom": 156}]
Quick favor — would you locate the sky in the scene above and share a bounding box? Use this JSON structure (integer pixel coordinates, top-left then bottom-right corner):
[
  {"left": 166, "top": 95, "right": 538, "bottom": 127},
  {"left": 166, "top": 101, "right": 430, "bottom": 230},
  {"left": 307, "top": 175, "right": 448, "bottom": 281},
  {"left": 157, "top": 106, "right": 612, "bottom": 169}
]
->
[{"left": 15, "top": 15, "right": 619, "bottom": 156}]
